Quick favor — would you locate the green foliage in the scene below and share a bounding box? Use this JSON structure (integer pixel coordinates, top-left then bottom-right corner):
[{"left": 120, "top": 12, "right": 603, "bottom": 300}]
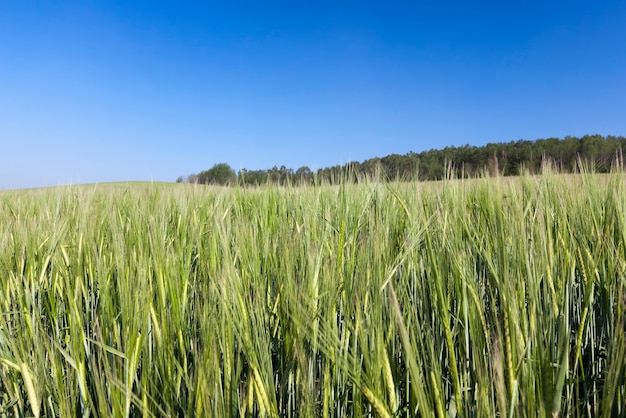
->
[
  {"left": 182, "top": 134, "right": 626, "bottom": 185},
  {"left": 0, "top": 171, "right": 625, "bottom": 416},
  {"left": 197, "top": 162, "right": 236, "bottom": 185},
  {"left": 317, "top": 134, "right": 626, "bottom": 182}
]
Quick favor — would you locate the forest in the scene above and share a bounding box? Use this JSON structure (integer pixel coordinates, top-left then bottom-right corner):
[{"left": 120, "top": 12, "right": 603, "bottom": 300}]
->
[{"left": 178, "top": 134, "right": 626, "bottom": 185}]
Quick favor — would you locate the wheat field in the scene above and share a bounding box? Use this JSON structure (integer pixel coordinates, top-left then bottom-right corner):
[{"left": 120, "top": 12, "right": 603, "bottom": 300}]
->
[{"left": 0, "top": 171, "right": 624, "bottom": 417}]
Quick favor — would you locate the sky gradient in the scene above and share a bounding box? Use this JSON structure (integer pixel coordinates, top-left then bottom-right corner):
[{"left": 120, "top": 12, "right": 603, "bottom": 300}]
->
[{"left": 2, "top": 1, "right": 626, "bottom": 189}]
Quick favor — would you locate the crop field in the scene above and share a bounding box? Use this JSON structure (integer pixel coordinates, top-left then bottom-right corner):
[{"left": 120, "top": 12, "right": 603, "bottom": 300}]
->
[{"left": 0, "top": 172, "right": 625, "bottom": 417}]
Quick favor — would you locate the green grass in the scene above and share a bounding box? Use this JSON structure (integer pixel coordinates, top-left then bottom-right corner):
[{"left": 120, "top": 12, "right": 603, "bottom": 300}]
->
[{"left": 0, "top": 172, "right": 624, "bottom": 417}]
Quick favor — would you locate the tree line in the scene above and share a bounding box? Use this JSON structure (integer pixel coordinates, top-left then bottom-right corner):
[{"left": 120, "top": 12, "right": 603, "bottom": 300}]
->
[{"left": 177, "top": 134, "right": 626, "bottom": 186}]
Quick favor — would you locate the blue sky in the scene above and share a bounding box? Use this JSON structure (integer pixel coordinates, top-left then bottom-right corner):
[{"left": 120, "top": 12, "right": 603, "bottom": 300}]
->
[{"left": 2, "top": 1, "right": 625, "bottom": 188}]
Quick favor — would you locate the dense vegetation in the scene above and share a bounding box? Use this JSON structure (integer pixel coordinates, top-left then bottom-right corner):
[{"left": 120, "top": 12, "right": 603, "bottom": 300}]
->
[
  {"left": 179, "top": 134, "right": 626, "bottom": 185},
  {"left": 1, "top": 169, "right": 624, "bottom": 416}
]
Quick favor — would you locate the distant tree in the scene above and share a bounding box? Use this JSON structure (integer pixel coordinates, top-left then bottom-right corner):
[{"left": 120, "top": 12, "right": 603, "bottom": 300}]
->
[
  {"left": 361, "top": 158, "right": 382, "bottom": 179},
  {"left": 295, "top": 166, "right": 313, "bottom": 184},
  {"left": 197, "top": 163, "right": 236, "bottom": 185},
  {"left": 176, "top": 176, "right": 184, "bottom": 183},
  {"left": 296, "top": 166, "right": 311, "bottom": 177}
]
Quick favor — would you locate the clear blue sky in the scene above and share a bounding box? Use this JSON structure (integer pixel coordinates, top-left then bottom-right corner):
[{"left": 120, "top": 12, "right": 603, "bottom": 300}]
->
[{"left": 2, "top": 1, "right": 625, "bottom": 188}]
